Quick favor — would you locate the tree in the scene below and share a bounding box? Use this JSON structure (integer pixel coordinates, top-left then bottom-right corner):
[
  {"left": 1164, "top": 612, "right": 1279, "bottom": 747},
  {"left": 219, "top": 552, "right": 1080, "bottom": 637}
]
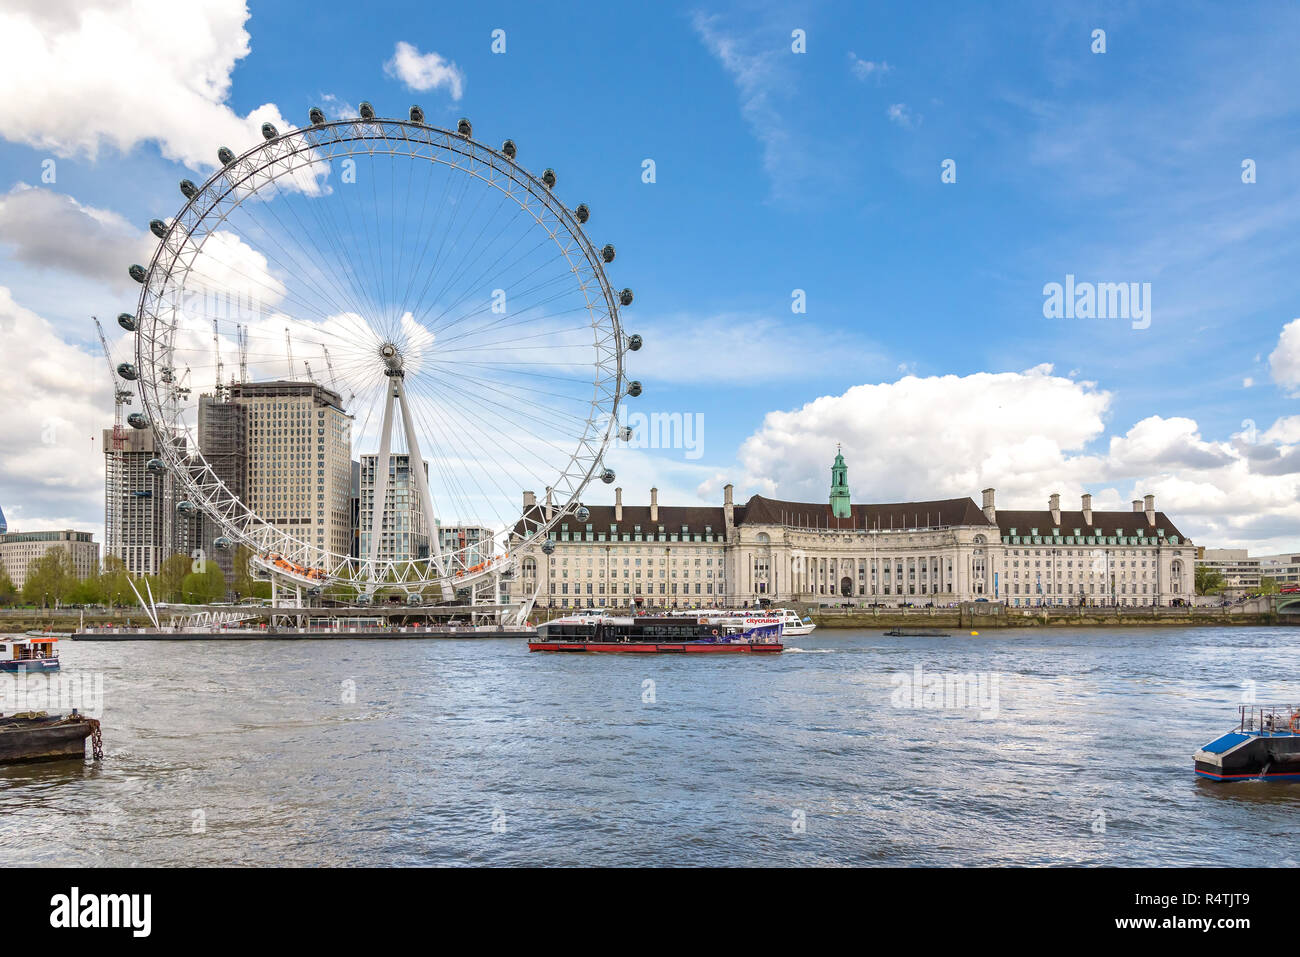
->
[
  {"left": 0, "top": 559, "right": 17, "bottom": 606},
  {"left": 159, "top": 553, "right": 192, "bottom": 603},
  {"left": 231, "top": 545, "right": 257, "bottom": 599},
  {"left": 99, "top": 555, "right": 132, "bottom": 609},
  {"left": 1195, "top": 566, "right": 1225, "bottom": 596},
  {"left": 22, "top": 549, "right": 77, "bottom": 608},
  {"left": 1259, "top": 576, "right": 1280, "bottom": 596},
  {"left": 181, "top": 563, "right": 227, "bottom": 603}
]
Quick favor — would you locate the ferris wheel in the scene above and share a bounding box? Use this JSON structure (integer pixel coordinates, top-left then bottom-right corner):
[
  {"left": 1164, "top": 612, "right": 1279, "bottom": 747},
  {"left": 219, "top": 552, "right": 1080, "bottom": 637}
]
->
[{"left": 116, "top": 104, "right": 641, "bottom": 600}]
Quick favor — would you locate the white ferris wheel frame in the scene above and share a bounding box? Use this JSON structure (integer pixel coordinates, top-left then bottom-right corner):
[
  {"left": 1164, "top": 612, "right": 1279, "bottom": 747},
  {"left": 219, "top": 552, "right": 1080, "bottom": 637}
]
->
[{"left": 131, "top": 117, "right": 628, "bottom": 596}]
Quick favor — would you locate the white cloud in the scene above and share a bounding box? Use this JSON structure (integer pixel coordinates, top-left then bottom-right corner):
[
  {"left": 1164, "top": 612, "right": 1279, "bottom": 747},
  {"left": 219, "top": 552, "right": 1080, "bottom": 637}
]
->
[
  {"left": 730, "top": 366, "right": 1300, "bottom": 551},
  {"left": 848, "top": 53, "right": 891, "bottom": 81},
  {"left": 0, "top": 286, "right": 111, "bottom": 538},
  {"left": 1269, "top": 317, "right": 1300, "bottom": 395},
  {"left": 0, "top": 184, "right": 153, "bottom": 290},
  {"left": 633, "top": 312, "right": 884, "bottom": 385},
  {"left": 886, "top": 103, "right": 919, "bottom": 128},
  {"left": 691, "top": 13, "right": 830, "bottom": 202},
  {"left": 0, "top": 0, "right": 293, "bottom": 170},
  {"left": 384, "top": 41, "right": 465, "bottom": 100}
]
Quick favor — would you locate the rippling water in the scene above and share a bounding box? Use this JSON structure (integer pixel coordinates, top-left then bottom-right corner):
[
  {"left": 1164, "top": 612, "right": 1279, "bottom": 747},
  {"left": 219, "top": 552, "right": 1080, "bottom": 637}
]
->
[{"left": 1, "top": 626, "right": 1297, "bottom": 866}]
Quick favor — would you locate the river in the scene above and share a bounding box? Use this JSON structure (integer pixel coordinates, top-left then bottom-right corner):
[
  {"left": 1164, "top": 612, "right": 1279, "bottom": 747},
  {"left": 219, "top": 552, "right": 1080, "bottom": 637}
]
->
[{"left": 1, "top": 626, "right": 1296, "bottom": 866}]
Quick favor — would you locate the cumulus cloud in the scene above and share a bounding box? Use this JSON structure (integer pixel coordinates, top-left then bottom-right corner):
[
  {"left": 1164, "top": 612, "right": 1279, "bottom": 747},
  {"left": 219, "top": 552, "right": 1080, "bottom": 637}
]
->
[
  {"left": 384, "top": 41, "right": 465, "bottom": 99},
  {"left": 848, "top": 53, "right": 891, "bottom": 81},
  {"left": 886, "top": 103, "right": 919, "bottom": 128},
  {"left": 0, "top": 0, "right": 292, "bottom": 170},
  {"left": 0, "top": 286, "right": 111, "bottom": 536},
  {"left": 1269, "top": 317, "right": 1300, "bottom": 395},
  {"left": 0, "top": 184, "right": 152, "bottom": 290},
  {"left": 731, "top": 366, "right": 1300, "bottom": 551}
]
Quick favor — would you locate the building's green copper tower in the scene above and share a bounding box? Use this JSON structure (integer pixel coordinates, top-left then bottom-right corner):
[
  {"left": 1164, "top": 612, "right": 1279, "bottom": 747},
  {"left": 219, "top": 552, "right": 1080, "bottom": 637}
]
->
[{"left": 830, "top": 444, "right": 851, "bottom": 518}]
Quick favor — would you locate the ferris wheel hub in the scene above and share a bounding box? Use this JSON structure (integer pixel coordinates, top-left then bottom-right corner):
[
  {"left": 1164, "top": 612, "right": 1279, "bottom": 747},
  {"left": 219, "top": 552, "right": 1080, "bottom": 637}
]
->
[{"left": 379, "top": 342, "right": 405, "bottom": 375}]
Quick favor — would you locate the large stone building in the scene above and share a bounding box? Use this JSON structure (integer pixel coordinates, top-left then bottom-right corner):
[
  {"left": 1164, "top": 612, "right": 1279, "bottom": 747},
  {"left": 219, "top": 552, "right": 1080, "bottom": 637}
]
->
[
  {"left": 0, "top": 530, "right": 100, "bottom": 589},
  {"left": 509, "top": 451, "right": 1196, "bottom": 610}
]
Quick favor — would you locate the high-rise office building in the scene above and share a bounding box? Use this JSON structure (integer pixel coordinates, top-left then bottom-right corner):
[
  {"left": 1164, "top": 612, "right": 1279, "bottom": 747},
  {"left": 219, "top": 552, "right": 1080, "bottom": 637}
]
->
[
  {"left": 197, "top": 393, "right": 248, "bottom": 579},
  {"left": 231, "top": 381, "right": 352, "bottom": 559},
  {"left": 358, "top": 453, "right": 429, "bottom": 561},
  {"left": 103, "top": 427, "right": 174, "bottom": 576}
]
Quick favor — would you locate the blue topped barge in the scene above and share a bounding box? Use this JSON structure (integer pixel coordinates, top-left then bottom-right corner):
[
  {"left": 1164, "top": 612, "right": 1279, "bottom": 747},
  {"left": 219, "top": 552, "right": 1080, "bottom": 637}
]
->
[{"left": 1194, "top": 705, "right": 1300, "bottom": 781}]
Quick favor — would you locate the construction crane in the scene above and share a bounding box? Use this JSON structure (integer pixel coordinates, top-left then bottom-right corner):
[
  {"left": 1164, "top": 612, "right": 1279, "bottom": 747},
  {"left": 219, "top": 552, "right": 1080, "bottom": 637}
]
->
[
  {"left": 211, "top": 318, "right": 225, "bottom": 398},
  {"left": 93, "top": 316, "right": 132, "bottom": 564},
  {"left": 284, "top": 327, "right": 293, "bottom": 381},
  {"left": 321, "top": 345, "right": 354, "bottom": 407},
  {"left": 235, "top": 323, "right": 249, "bottom": 383}
]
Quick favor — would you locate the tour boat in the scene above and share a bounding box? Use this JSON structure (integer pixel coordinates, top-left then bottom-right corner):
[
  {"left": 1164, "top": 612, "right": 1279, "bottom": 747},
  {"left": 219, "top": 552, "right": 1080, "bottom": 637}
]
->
[
  {"left": 529, "top": 614, "right": 783, "bottom": 653},
  {"left": 1194, "top": 705, "right": 1300, "bottom": 781},
  {"left": 0, "top": 635, "right": 60, "bottom": 673},
  {"left": 771, "top": 608, "right": 816, "bottom": 636}
]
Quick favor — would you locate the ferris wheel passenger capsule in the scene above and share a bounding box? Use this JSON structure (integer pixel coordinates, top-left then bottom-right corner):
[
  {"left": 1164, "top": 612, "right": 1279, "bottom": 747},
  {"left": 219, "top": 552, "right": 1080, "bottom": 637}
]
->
[
  {"left": 407, "top": 593, "right": 423, "bottom": 605},
  {"left": 574, "top": 204, "right": 590, "bottom": 224},
  {"left": 261, "top": 122, "right": 278, "bottom": 140},
  {"left": 627, "top": 380, "right": 643, "bottom": 397},
  {"left": 149, "top": 219, "right": 167, "bottom": 239},
  {"left": 541, "top": 168, "right": 557, "bottom": 189},
  {"left": 601, "top": 244, "right": 615, "bottom": 263},
  {"left": 176, "top": 500, "right": 196, "bottom": 515},
  {"left": 308, "top": 107, "right": 326, "bottom": 126},
  {"left": 127, "top": 412, "right": 149, "bottom": 429},
  {"left": 117, "top": 312, "right": 137, "bottom": 332},
  {"left": 627, "top": 334, "right": 642, "bottom": 351},
  {"left": 146, "top": 458, "right": 165, "bottom": 474},
  {"left": 213, "top": 536, "right": 233, "bottom": 550},
  {"left": 128, "top": 264, "right": 146, "bottom": 283},
  {"left": 601, "top": 468, "right": 616, "bottom": 484},
  {"left": 619, "top": 426, "right": 634, "bottom": 442},
  {"left": 619, "top": 288, "right": 634, "bottom": 306},
  {"left": 179, "top": 179, "right": 198, "bottom": 200},
  {"left": 359, "top": 102, "right": 375, "bottom": 121},
  {"left": 409, "top": 105, "right": 425, "bottom": 123},
  {"left": 116, "top": 362, "right": 138, "bottom": 380},
  {"left": 501, "top": 139, "right": 517, "bottom": 159},
  {"left": 575, "top": 505, "right": 590, "bottom": 522},
  {"left": 457, "top": 117, "right": 472, "bottom": 137},
  {"left": 217, "top": 146, "right": 236, "bottom": 166},
  {"left": 541, "top": 539, "right": 556, "bottom": 555}
]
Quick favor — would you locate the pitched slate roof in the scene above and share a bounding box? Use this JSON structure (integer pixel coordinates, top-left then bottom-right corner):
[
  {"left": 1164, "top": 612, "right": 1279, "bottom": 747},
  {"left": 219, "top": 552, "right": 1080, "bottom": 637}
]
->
[
  {"left": 738, "top": 495, "right": 994, "bottom": 530},
  {"left": 992, "top": 509, "right": 1187, "bottom": 540}
]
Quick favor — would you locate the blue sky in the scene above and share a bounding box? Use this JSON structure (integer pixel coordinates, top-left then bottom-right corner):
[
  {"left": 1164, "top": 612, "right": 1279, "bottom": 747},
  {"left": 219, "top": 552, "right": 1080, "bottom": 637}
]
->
[{"left": 1, "top": 0, "right": 1299, "bottom": 551}]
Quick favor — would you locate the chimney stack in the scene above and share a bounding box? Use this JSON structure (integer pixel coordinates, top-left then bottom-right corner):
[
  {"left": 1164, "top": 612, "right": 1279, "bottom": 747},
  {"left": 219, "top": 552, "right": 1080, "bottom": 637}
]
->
[
  {"left": 1132, "top": 499, "right": 1143, "bottom": 513},
  {"left": 981, "top": 488, "right": 996, "bottom": 524},
  {"left": 1081, "top": 493, "right": 1093, "bottom": 526},
  {"left": 544, "top": 486, "right": 553, "bottom": 522},
  {"left": 1049, "top": 492, "right": 1061, "bottom": 526},
  {"left": 523, "top": 490, "right": 536, "bottom": 510},
  {"left": 723, "top": 483, "right": 735, "bottom": 534},
  {"left": 615, "top": 486, "right": 623, "bottom": 521},
  {"left": 650, "top": 486, "right": 658, "bottom": 522},
  {"left": 1144, "top": 493, "right": 1156, "bottom": 526}
]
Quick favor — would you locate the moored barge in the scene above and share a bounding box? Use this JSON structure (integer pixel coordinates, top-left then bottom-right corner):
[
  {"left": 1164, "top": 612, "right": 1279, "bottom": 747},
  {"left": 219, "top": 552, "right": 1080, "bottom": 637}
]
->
[
  {"left": 1194, "top": 705, "right": 1300, "bottom": 781},
  {"left": 0, "top": 711, "right": 101, "bottom": 764},
  {"left": 529, "top": 614, "right": 783, "bottom": 653}
]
